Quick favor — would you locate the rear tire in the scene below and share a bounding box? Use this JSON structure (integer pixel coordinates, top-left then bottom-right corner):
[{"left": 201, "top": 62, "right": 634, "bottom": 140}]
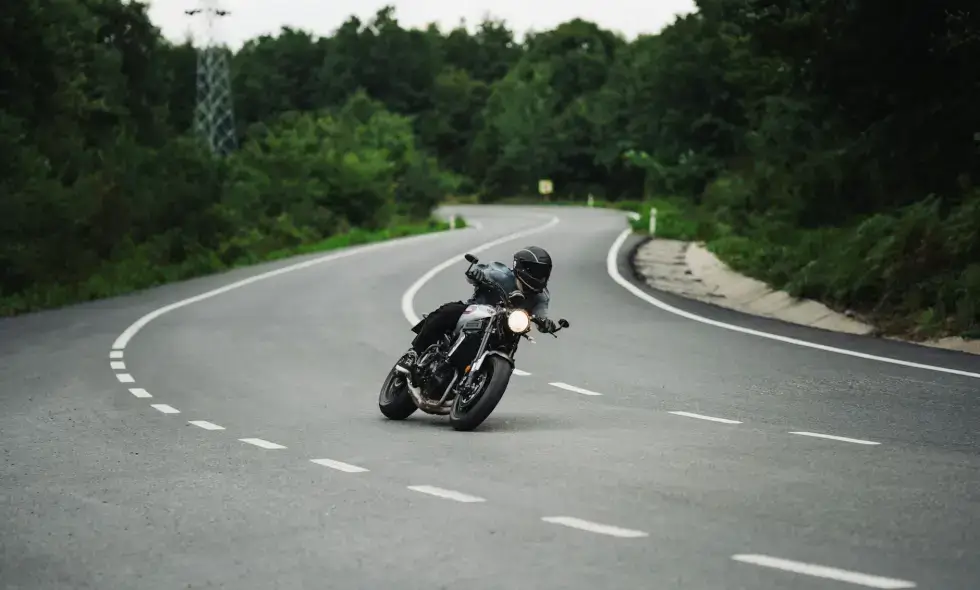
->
[
  {"left": 449, "top": 356, "right": 512, "bottom": 431},
  {"left": 378, "top": 365, "right": 418, "bottom": 420}
]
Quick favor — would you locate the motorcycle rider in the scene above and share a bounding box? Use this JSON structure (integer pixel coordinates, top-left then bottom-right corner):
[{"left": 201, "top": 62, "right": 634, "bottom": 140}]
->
[{"left": 395, "top": 245, "right": 558, "bottom": 383}]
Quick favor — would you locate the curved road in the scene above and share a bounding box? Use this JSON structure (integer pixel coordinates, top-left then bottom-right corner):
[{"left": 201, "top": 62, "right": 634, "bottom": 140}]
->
[{"left": 2, "top": 205, "right": 978, "bottom": 589}]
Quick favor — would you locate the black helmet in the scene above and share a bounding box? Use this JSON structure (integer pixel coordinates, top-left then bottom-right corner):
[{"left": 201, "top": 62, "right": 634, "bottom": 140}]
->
[{"left": 513, "top": 246, "right": 552, "bottom": 293}]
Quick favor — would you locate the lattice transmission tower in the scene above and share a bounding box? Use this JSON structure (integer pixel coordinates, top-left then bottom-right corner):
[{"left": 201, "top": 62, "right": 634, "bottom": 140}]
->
[{"left": 186, "top": 1, "right": 237, "bottom": 156}]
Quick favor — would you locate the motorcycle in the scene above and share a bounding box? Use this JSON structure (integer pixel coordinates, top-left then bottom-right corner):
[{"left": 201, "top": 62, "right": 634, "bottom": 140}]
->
[{"left": 378, "top": 253, "right": 570, "bottom": 431}]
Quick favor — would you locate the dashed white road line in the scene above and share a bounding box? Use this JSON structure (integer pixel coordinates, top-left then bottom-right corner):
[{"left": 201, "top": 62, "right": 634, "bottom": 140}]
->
[
  {"left": 110, "top": 361, "right": 126, "bottom": 370},
  {"left": 606, "top": 226, "right": 980, "bottom": 380},
  {"left": 549, "top": 382, "right": 602, "bottom": 396},
  {"left": 790, "top": 431, "right": 881, "bottom": 445},
  {"left": 407, "top": 485, "right": 486, "bottom": 503},
  {"left": 541, "top": 516, "right": 648, "bottom": 538},
  {"left": 513, "top": 369, "right": 531, "bottom": 376},
  {"left": 731, "top": 554, "right": 916, "bottom": 588},
  {"left": 400, "top": 215, "right": 560, "bottom": 325},
  {"left": 116, "top": 373, "right": 135, "bottom": 383},
  {"left": 239, "top": 438, "right": 287, "bottom": 449},
  {"left": 150, "top": 404, "right": 180, "bottom": 414},
  {"left": 109, "top": 351, "right": 124, "bottom": 359},
  {"left": 129, "top": 388, "right": 152, "bottom": 398},
  {"left": 188, "top": 420, "right": 225, "bottom": 430},
  {"left": 668, "top": 411, "right": 742, "bottom": 424},
  {"left": 311, "top": 458, "right": 369, "bottom": 473}
]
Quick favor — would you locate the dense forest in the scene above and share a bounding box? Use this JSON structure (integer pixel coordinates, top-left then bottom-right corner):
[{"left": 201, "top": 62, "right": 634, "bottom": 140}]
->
[{"left": 2, "top": 1, "right": 977, "bottom": 340}]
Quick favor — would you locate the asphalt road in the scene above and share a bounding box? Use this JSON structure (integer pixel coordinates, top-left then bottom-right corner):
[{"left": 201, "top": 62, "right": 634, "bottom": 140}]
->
[{"left": 2, "top": 205, "right": 978, "bottom": 590}]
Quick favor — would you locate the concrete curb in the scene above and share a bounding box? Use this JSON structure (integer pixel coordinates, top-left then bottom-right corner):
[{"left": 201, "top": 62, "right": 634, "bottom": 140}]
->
[{"left": 631, "top": 236, "right": 980, "bottom": 356}]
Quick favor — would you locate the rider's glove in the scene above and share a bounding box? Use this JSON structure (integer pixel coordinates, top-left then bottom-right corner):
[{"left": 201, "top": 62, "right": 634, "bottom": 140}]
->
[
  {"left": 466, "top": 268, "right": 486, "bottom": 283},
  {"left": 538, "top": 318, "right": 558, "bottom": 333}
]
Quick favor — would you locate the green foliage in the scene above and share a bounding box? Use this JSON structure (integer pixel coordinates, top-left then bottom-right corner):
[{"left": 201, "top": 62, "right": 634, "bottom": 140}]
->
[{"left": 3, "top": 2, "right": 978, "bottom": 337}]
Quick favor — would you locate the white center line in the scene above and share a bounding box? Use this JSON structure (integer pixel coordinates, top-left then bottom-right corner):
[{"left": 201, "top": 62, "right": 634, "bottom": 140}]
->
[
  {"left": 150, "top": 404, "right": 180, "bottom": 414},
  {"left": 116, "top": 373, "right": 135, "bottom": 383},
  {"left": 109, "top": 351, "right": 124, "bottom": 359},
  {"left": 541, "top": 516, "right": 648, "bottom": 538},
  {"left": 110, "top": 361, "right": 126, "bottom": 370},
  {"left": 731, "top": 554, "right": 916, "bottom": 588},
  {"left": 668, "top": 411, "right": 742, "bottom": 424},
  {"left": 790, "top": 431, "right": 880, "bottom": 445},
  {"left": 239, "top": 438, "right": 287, "bottom": 449},
  {"left": 129, "top": 388, "right": 152, "bottom": 398},
  {"left": 549, "top": 382, "right": 602, "bottom": 396},
  {"left": 311, "top": 458, "right": 369, "bottom": 473},
  {"left": 407, "top": 485, "right": 486, "bottom": 503},
  {"left": 188, "top": 420, "right": 225, "bottom": 430},
  {"left": 513, "top": 369, "right": 531, "bottom": 376}
]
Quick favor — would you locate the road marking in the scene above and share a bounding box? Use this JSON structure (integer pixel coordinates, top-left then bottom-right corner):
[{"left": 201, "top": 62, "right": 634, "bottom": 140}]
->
[
  {"left": 110, "top": 361, "right": 126, "bottom": 370},
  {"left": 513, "top": 369, "right": 531, "bottom": 376},
  {"left": 129, "top": 388, "right": 152, "bottom": 398},
  {"left": 311, "top": 458, "right": 369, "bottom": 473},
  {"left": 109, "top": 351, "right": 124, "bottom": 359},
  {"left": 188, "top": 420, "right": 225, "bottom": 430},
  {"left": 790, "top": 431, "right": 880, "bottom": 445},
  {"left": 731, "top": 554, "right": 916, "bottom": 588},
  {"left": 668, "top": 411, "right": 742, "bottom": 424},
  {"left": 150, "top": 404, "right": 180, "bottom": 414},
  {"left": 239, "top": 438, "right": 286, "bottom": 449},
  {"left": 606, "top": 226, "right": 980, "bottom": 380},
  {"left": 549, "top": 382, "right": 602, "bottom": 396},
  {"left": 116, "top": 373, "right": 135, "bottom": 383},
  {"left": 400, "top": 215, "right": 560, "bottom": 325},
  {"left": 407, "top": 485, "right": 486, "bottom": 503},
  {"left": 112, "top": 218, "right": 475, "bottom": 351},
  {"left": 541, "top": 516, "right": 648, "bottom": 538}
]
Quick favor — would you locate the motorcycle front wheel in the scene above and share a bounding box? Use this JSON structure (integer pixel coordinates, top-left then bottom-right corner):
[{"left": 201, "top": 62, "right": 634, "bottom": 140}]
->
[{"left": 449, "top": 355, "right": 512, "bottom": 431}]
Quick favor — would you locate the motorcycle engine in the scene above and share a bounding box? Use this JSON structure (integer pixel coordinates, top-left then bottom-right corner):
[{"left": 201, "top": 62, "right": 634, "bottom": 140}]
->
[{"left": 422, "top": 361, "right": 455, "bottom": 400}]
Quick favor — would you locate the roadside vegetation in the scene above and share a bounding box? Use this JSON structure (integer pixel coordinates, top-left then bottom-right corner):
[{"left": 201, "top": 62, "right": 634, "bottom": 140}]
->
[{"left": 3, "top": 1, "right": 976, "bottom": 340}]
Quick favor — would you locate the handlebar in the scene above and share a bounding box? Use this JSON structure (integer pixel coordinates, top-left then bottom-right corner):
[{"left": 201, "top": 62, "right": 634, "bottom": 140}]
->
[{"left": 463, "top": 253, "right": 569, "bottom": 337}]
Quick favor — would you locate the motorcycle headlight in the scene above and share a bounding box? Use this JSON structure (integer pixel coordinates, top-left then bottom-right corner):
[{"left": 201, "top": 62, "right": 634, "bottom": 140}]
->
[{"left": 506, "top": 309, "right": 531, "bottom": 333}]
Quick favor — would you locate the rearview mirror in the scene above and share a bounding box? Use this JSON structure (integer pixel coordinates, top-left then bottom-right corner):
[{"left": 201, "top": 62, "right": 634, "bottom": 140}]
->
[
  {"left": 558, "top": 319, "right": 570, "bottom": 328},
  {"left": 464, "top": 253, "right": 478, "bottom": 264}
]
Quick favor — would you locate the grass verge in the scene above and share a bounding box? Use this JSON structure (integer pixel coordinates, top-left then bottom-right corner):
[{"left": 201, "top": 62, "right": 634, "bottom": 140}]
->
[{"left": 0, "top": 215, "right": 467, "bottom": 318}]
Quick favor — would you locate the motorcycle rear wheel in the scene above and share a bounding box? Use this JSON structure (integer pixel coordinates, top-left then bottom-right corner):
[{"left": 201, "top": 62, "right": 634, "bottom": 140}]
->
[
  {"left": 449, "top": 356, "right": 512, "bottom": 431},
  {"left": 378, "top": 364, "right": 418, "bottom": 420}
]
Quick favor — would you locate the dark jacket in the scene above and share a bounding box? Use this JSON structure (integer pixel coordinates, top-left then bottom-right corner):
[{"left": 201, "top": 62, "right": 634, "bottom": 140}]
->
[{"left": 466, "top": 261, "right": 550, "bottom": 320}]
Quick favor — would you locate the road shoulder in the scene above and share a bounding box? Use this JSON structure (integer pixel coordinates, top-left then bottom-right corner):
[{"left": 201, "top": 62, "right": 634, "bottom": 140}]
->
[{"left": 631, "top": 237, "right": 980, "bottom": 356}]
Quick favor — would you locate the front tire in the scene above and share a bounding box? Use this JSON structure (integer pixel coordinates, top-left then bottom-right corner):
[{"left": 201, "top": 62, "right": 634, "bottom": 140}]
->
[
  {"left": 378, "top": 364, "right": 418, "bottom": 420},
  {"left": 449, "top": 355, "right": 512, "bottom": 431}
]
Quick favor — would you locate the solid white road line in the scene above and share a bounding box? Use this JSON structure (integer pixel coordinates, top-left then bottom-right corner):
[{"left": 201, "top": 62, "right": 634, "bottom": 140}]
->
[
  {"left": 541, "top": 516, "right": 649, "bottom": 538},
  {"left": 549, "top": 382, "right": 602, "bottom": 396},
  {"left": 129, "top": 388, "right": 152, "bottom": 398},
  {"left": 188, "top": 420, "right": 225, "bottom": 430},
  {"left": 513, "top": 369, "right": 531, "bottom": 376},
  {"left": 731, "top": 554, "right": 916, "bottom": 588},
  {"left": 150, "top": 404, "right": 180, "bottom": 414},
  {"left": 110, "top": 361, "right": 125, "bottom": 370},
  {"left": 109, "top": 351, "right": 124, "bottom": 359},
  {"left": 606, "top": 227, "right": 980, "bottom": 380},
  {"left": 116, "top": 373, "right": 135, "bottom": 383},
  {"left": 790, "top": 431, "right": 880, "bottom": 445},
  {"left": 668, "top": 411, "right": 742, "bottom": 424},
  {"left": 112, "top": 221, "right": 476, "bottom": 351},
  {"left": 407, "top": 485, "right": 486, "bottom": 503},
  {"left": 400, "top": 216, "right": 560, "bottom": 325},
  {"left": 311, "top": 458, "right": 369, "bottom": 473},
  {"left": 239, "top": 438, "right": 287, "bottom": 449}
]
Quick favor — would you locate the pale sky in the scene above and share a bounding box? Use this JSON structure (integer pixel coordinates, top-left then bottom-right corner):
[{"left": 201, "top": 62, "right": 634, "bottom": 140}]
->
[{"left": 147, "top": 0, "right": 697, "bottom": 49}]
